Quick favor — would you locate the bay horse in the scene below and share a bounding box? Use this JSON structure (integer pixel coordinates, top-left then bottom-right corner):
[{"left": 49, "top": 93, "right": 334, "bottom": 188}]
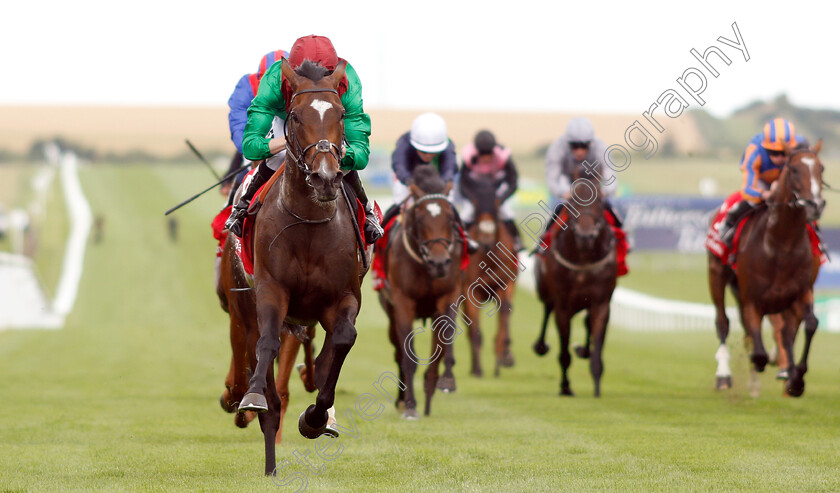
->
[
  {"left": 460, "top": 173, "right": 517, "bottom": 377},
  {"left": 710, "top": 142, "right": 825, "bottom": 397},
  {"left": 233, "top": 59, "right": 366, "bottom": 475},
  {"left": 533, "top": 171, "right": 617, "bottom": 397},
  {"left": 215, "top": 225, "right": 317, "bottom": 441},
  {"left": 377, "top": 165, "right": 465, "bottom": 419}
]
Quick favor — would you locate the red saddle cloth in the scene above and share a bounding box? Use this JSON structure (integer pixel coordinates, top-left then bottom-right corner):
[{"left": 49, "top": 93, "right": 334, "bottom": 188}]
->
[
  {"left": 211, "top": 168, "right": 373, "bottom": 276},
  {"left": 371, "top": 214, "right": 471, "bottom": 292},
  {"left": 538, "top": 209, "right": 629, "bottom": 277},
  {"left": 705, "top": 191, "right": 827, "bottom": 268}
]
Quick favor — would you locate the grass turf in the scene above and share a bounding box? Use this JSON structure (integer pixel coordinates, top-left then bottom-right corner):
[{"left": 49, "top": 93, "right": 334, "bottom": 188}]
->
[{"left": 1, "top": 164, "right": 839, "bottom": 492}]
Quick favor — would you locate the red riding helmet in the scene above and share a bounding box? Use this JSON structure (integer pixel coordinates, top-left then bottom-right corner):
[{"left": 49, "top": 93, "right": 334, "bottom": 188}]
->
[{"left": 288, "top": 35, "right": 338, "bottom": 71}]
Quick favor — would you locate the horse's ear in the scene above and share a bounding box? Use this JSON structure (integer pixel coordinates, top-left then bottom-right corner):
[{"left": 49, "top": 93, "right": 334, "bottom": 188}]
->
[
  {"left": 814, "top": 139, "right": 823, "bottom": 154},
  {"left": 329, "top": 60, "right": 347, "bottom": 87},
  {"left": 281, "top": 58, "right": 298, "bottom": 87},
  {"left": 409, "top": 183, "right": 423, "bottom": 199}
]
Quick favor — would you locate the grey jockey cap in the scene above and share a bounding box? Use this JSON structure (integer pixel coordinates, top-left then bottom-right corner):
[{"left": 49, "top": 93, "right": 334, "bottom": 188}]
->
[{"left": 564, "top": 117, "right": 595, "bottom": 143}]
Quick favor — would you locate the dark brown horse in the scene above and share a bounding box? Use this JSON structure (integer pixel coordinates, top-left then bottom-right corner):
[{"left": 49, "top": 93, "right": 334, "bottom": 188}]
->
[
  {"left": 710, "top": 142, "right": 825, "bottom": 397},
  {"left": 533, "top": 173, "right": 617, "bottom": 397},
  {"left": 232, "top": 59, "right": 366, "bottom": 475},
  {"left": 216, "top": 231, "right": 318, "bottom": 440},
  {"left": 461, "top": 174, "right": 517, "bottom": 377},
  {"left": 378, "top": 165, "right": 465, "bottom": 418}
]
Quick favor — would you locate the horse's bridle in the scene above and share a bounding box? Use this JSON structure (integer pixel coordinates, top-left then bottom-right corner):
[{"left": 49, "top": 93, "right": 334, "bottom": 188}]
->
[
  {"left": 283, "top": 87, "right": 346, "bottom": 182},
  {"left": 769, "top": 149, "right": 824, "bottom": 213},
  {"left": 401, "top": 194, "right": 458, "bottom": 266},
  {"left": 551, "top": 208, "right": 614, "bottom": 271}
]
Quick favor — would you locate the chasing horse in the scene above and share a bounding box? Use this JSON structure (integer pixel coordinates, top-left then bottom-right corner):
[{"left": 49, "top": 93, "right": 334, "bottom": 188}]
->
[
  {"left": 374, "top": 165, "right": 468, "bottom": 419},
  {"left": 706, "top": 132, "right": 826, "bottom": 397},
  {"left": 459, "top": 172, "right": 519, "bottom": 377},
  {"left": 533, "top": 164, "right": 627, "bottom": 397}
]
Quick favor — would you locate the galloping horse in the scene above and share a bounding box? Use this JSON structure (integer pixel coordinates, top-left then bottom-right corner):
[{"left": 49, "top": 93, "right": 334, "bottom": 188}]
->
[
  {"left": 533, "top": 171, "right": 617, "bottom": 397},
  {"left": 710, "top": 142, "right": 825, "bottom": 397},
  {"left": 232, "top": 59, "right": 366, "bottom": 475},
  {"left": 377, "top": 165, "right": 465, "bottom": 418},
  {"left": 460, "top": 173, "right": 517, "bottom": 377},
  {"left": 216, "top": 230, "right": 317, "bottom": 439}
]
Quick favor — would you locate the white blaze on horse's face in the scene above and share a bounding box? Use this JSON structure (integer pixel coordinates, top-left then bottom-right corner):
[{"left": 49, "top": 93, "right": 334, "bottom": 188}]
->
[
  {"left": 310, "top": 99, "right": 333, "bottom": 122},
  {"left": 426, "top": 203, "right": 442, "bottom": 217},
  {"left": 801, "top": 156, "right": 820, "bottom": 197}
]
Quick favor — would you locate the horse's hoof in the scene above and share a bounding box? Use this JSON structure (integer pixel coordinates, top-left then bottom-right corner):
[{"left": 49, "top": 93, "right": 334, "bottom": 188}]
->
[
  {"left": 395, "top": 400, "right": 406, "bottom": 412},
  {"left": 573, "top": 344, "right": 590, "bottom": 359},
  {"left": 220, "top": 393, "right": 237, "bottom": 413},
  {"left": 499, "top": 353, "right": 515, "bottom": 367},
  {"left": 533, "top": 341, "right": 549, "bottom": 356},
  {"left": 560, "top": 387, "right": 574, "bottom": 397},
  {"left": 776, "top": 369, "right": 789, "bottom": 380},
  {"left": 436, "top": 376, "right": 456, "bottom": 393},
  {"left": 238, "top": 393, "right": 268, "bottom": 413},
  {"left": 298, "top": 406, "right": 338, "bottom": 439},
  {"left": 752, "top": 354, "right": 768, "bottom": 373},
  {"left": 402, "top": 408, "right": 419, "bottom": 420},
  {"left": 715, "top": 376, "right": 732, "bottom": 390},
  {"left": 234, "top": 410, "right": 256, "bottom": 428},
  {"left": 786, "top": 380, "right": 805, "bottom": 398},
  {"left": 470, "top": 368, "right": 483, "bottom": 378}
]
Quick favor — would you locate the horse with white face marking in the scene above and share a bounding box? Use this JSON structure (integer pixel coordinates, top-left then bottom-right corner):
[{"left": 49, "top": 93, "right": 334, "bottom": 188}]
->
[
  {"left": 709, "top": 141, "right": 826, "bottom": 397},
  {"left": 377, "top": 165, "right": 466, "bottom": 419}
]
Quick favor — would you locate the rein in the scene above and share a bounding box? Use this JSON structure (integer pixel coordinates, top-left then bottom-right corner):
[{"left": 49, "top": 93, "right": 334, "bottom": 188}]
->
[
  {"left": 283, "top": 87, "right": 345, "bottom": 181},
  {"left": 268, "top": 196, "right": 338, "bottom": 252},
  {"left": 551, "top": 237, "right": 616, "bottom": 272},
  {"left": 768, "top": 150, "right": 823, "bottom": 211}
]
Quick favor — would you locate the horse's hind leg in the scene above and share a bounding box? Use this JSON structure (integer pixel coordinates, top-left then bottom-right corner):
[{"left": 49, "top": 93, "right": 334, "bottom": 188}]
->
[
  {"left": 385, "top": 305, "right": 407, "bottom": 409},
  {"left": 533, "top": 304, "right": 552, "bottom": 356},
  {"left": 436, "top": 297, "right": 458, "bottom": 392},
  {"left": 258, "top": 364, "right": 283, "bottom": 475},
  {"left": 297, "top": 327, "right": 317, "bottom": 393},
  {"left": 575, "top": 314, "right": 592, "bottom": 359},
  {"left": 554, "top": 309, "right": 574, "bottom": 396},
  {"left": 709, "top": 253, "right": 733, "bottom": 390},
  {"left": 494, "top": 284, "right": 516, "bottom": 376},
  {"left": 587, "top": 303, "right": 610, "bottom": 398},
  {"left": 465, "top": 293, "right": 483, "bottom": 378},
  {"left": 768, "top": 314, "right": 789, "bottom": 378},
  {"left": 423, "top": 326, "right": 446, "bottom": 416},
  {"left": 742, "top": 303, "right": 768, "bottom": 373}
]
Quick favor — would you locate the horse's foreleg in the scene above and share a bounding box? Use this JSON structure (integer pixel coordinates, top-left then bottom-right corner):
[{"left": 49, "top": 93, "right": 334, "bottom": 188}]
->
[
  {"left": 587, "top": 303, "right": 610, "bottom": 398},
  {"left": 434, "top": 296, "right": 459, "bottom": 393},
  {"left": 742, "top": 303, "right": 768, "bottom": 373},
  {"left": 423, "top": 325, "right": 446, "bottom": 416},
  {"left": 709, "top": 254, "right": 732, "bottom": 390},
  {"left": 393, "top": 293, "right": 420, "bottom": 419},
  {"left": 274, "top": 330, "right": 302, "bottom": 444},
  {"left": 554, "top": 308, "right": 574, "bottom": 396},
  {"left": 786, "top": 299, "right": 815, "bottom": 397},
  {"left": 494, "top": 284, "right": 516, "bottom": 376},
  {"left": 533, "top": 303, "right": 553, "bottom": 356},
  {"left": 299, "top": 300, "right": 358, "bottom": 439}
]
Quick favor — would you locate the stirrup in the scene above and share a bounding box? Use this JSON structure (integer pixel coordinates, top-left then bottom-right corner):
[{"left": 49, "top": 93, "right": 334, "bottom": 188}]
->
[
  {"left": 466, "top": 237, "right": 480, "bottom": 255},
  {"left": 364, "top": 217, "right": 384, "bottom": 244}
]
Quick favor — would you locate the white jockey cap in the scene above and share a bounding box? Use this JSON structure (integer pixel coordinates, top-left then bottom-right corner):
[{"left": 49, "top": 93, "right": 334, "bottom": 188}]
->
[
  {"left": 410, "top": 113, "right": 449, "bottom": 153},
  {"left": 564, "top": 117, "right": 595, "bottom": 143}
]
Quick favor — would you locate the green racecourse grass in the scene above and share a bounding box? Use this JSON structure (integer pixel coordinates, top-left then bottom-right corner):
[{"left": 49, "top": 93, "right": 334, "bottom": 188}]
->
[{"left": 1, "top": 163, "right": 840, "bottom": 492}]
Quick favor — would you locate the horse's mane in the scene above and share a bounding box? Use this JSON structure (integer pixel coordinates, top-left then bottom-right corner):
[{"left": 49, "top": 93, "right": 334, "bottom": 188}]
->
[
  {"left": 411, "top": 165, "right": 446, "bottom": 194},
  {"left": 295, "top": 60, "right": 330, "bottom": 81}
]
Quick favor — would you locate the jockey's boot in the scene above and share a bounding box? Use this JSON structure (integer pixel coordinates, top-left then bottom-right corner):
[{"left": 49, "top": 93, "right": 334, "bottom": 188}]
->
[
  {"left": 345, "top": 170, "right": 384, "bottom": 245},
  {"left": 452, "top": 208, "right": 480, "bottom": 254},
  {"left": 532, "top": 202, "right": 566, "bottom": 256},
  {"left": 719, "top": 200, "right": 755, "bottom": 249},
  {"left": 225, "top": 161, "right": 272, "bottom": 237},
  {"left": 503, "top": 219, "right": 524, "bottom": 252},
  {"left": 604, "top": 200, "right": 624, "bottom": 228}
]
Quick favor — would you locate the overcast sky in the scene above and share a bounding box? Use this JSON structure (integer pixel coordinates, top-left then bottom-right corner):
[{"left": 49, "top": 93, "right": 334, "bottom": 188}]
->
[{"left": 3, "top": 0, "right": 836, "bottom": 118}]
